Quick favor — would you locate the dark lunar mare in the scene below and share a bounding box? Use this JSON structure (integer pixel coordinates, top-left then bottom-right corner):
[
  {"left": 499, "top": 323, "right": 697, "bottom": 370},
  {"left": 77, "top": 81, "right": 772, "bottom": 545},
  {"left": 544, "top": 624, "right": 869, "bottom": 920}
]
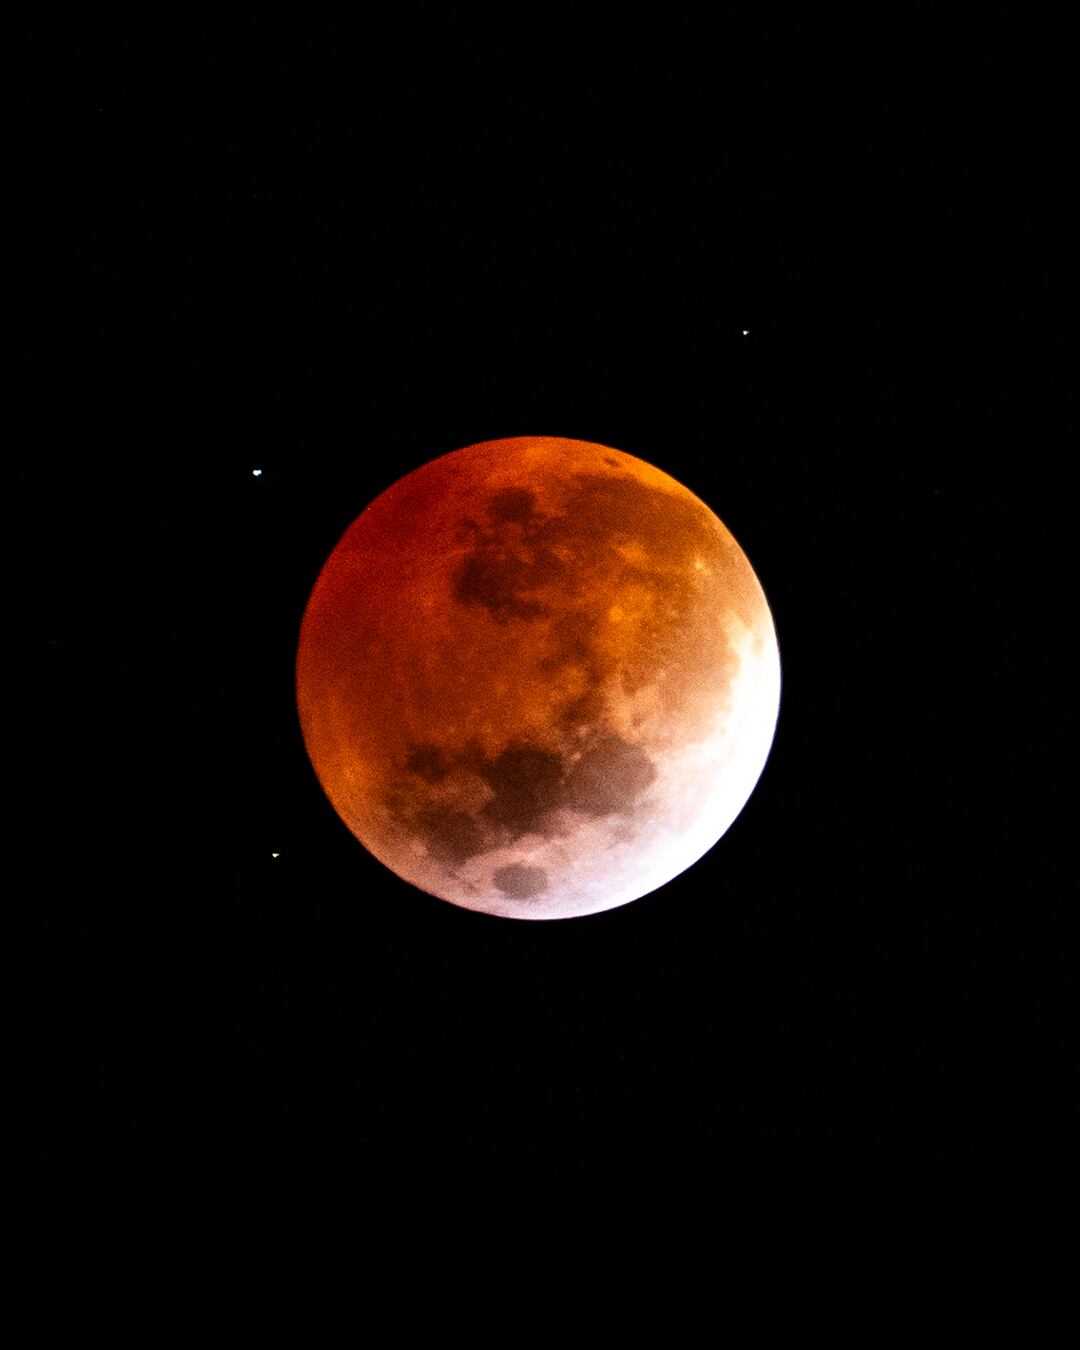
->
[
  {"left": 384, "top": 470, "right": 719, "bottom": 887},
  {"left": 492, "top": 863, "right": 549, "bottom": 899}
]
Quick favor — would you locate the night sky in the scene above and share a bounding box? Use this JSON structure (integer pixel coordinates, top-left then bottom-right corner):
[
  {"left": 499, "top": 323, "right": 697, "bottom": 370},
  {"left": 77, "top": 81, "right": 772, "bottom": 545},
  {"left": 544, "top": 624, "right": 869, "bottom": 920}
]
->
[{"left": 18, "top": 16, "right": 1070, "bottom": 1171}]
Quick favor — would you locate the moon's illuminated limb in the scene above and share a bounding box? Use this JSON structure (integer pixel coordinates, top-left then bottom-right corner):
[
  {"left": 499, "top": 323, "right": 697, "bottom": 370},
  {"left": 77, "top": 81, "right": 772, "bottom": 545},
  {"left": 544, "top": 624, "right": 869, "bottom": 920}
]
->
[{"left": 296, "top": 436, "right": 780, "bottom": 919}]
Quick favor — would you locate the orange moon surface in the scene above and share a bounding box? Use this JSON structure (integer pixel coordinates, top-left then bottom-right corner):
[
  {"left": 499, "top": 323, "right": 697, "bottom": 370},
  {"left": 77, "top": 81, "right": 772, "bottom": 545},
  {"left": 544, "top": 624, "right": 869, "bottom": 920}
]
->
[{"left": 296, "top": 437, "right": 781, "bottom": 920}]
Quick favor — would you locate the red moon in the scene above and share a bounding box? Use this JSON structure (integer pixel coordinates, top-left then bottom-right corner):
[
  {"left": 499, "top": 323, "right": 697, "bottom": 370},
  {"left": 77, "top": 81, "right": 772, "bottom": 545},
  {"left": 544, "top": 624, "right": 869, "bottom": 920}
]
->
[{"left": 296, "top": 437, "right": 780, "bottom": 920}]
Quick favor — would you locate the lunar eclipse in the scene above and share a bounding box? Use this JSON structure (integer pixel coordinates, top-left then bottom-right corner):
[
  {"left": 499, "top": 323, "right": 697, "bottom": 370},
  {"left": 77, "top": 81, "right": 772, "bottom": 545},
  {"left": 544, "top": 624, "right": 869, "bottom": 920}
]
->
[{"left": 296, "top": 437, "right": 780, "bottom": 919}]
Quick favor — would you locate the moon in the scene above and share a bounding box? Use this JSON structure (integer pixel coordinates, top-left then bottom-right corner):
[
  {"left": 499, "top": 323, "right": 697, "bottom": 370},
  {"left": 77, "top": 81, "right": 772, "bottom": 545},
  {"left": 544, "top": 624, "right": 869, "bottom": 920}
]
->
[{"left": 296, "top": 437, "right": 780, "bottom": 920}]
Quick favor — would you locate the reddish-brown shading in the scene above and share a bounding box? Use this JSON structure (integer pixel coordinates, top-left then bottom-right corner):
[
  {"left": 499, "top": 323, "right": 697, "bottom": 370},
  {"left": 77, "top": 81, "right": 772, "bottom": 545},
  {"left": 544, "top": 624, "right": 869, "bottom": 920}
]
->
[{"left": 296, "top": 436, "right": 779, "bottom": 919}]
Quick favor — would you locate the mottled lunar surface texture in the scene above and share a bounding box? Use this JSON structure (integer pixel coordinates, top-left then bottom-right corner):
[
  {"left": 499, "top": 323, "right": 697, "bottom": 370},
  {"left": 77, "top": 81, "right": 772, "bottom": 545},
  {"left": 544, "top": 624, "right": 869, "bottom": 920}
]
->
[{"left": 296, "top": 437, "right": 781, "bottom": 919}]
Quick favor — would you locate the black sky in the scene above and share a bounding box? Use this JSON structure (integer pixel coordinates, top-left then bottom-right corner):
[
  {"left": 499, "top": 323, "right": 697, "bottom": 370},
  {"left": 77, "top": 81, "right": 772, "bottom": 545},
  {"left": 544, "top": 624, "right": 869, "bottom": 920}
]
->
[{"left": 17, "top": 16, "right": 1071, "bottom": 1172}]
